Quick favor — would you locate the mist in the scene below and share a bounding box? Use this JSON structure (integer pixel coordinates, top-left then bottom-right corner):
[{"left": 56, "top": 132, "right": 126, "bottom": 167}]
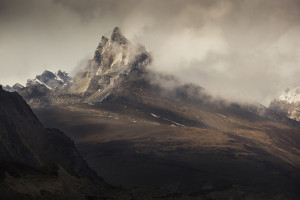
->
[{"left": 1, "top": 0, "right": 300, "bottom": 105}]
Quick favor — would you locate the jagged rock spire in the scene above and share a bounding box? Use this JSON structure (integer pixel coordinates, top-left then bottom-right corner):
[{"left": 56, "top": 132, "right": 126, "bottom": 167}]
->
[
  {"left": 111, "top": 26, "right": 129, "bottom": 45},
  {"left": 93, "top": 36, "right": 109, "bottom": 62}
]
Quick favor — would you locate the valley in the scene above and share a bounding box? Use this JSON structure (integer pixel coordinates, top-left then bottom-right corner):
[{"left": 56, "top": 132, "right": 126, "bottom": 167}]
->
[{"left": 34, "top": 103, "right": 300, "bottom": 198}]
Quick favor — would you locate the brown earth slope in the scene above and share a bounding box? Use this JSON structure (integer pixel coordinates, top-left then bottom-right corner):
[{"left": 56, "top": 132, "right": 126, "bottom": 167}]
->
[{"left": 34, "top": 101, "right": 300, "bottom": 199}]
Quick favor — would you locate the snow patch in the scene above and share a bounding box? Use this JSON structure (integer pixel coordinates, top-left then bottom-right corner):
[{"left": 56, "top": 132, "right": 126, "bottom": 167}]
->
[
  {"left": 34, "top": 79, "right": 53, "bottom": 90},
  {"left": 163, "top": 118, "right": 185, "bottom": 127},
  {"left": 216, "top": 113, "right": 226, "bottom": 118},
  {"left": 54, "top": 73, "right": 64, "bottom": 82},
  {"left": 150, "top": 113, "right": 160, "bottom": 118},
  {"left": 150, "top": 113, "right": 184, "bottom": 126}
]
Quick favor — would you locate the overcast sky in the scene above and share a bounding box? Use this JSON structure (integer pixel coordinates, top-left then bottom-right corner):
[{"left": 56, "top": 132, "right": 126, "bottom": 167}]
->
[{"left": 1, "top": 0, "right": 300, "bottom": 105}]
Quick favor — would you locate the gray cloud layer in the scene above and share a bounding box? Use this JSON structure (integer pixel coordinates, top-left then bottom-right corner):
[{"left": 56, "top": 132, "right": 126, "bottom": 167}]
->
[{"left": 1, "top": 0, "right": 300, "bottom": 104}]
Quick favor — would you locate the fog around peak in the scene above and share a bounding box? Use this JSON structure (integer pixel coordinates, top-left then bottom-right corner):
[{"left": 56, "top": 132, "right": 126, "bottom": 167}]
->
[{"left": 1, "top": 0, "right": 300, "bottom": 105}]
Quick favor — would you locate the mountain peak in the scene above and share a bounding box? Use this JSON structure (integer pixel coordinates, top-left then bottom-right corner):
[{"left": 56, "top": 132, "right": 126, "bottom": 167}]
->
[
  {"left": 112, "top": 26, "right": 121, "bottom": 34},
  {"left": 111, "top": 26, "right": 128, "bottom": 45},
  {"left": 13, "top": 83, "right": 24, "bottom": 89},
  {"left": 40, "top": 70, "right": 56, "bottom": 79},
  {"left": 101, "top": 36, "right": 108, "bottom": 44}
]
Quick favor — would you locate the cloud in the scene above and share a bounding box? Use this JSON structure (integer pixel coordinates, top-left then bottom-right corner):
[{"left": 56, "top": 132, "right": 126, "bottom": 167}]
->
[{"left": 1, "top": 0, "right": 300, "bottom": 105}]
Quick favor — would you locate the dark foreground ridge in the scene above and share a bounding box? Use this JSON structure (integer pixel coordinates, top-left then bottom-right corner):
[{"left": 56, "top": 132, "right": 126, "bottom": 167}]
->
[{"left": 0, "top": 85, "right": 101, "bottom": 182}]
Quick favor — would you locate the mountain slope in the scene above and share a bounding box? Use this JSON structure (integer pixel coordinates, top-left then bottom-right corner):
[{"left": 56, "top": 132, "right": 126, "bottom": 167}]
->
[
  {"left": 34, "top": 99, "right": 300, "bottom": 198},
  {"left": 1, "top": 86, "right": 282, "bottom": 199},
  {"left": 0, "top": 85, "right": 100, "bottom": 182}
]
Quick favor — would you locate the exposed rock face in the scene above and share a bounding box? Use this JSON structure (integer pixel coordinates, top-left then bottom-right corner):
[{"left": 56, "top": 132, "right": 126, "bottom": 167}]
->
[
  {"left": 4, "top": 70, "right": 71, "bottom": 96},
  {"left": 70, "top": 26, "right": 151, "bottom": 103},
  {"left": 270, "top": 87, "right": 300, "bottom": 122},
  {"left": 3, "top": 70, "right": 73, "bottom": 106},
  {"left": 57, "top": 70, "right": 71, "bottom": 83},
  {"left": 27, "top": 70, "right": 71, "bottom": 91},
  {"left": 111, "top": 26, "right": 129, "bottom": 45},
  {"left": 0, "top": 85, "right": 100, "bottom": 182}
]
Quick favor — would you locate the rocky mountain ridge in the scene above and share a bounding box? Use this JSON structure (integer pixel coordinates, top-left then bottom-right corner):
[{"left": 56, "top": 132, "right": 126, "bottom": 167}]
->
[
  {"left": 5, "top": 70, "right": 71, "bottom": 92},
  {"left": 4, "top": 27, "right": 151, "bottom": 106},
  {"left": 4, "top": 27, "right": 300, "bottom": 129}
]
